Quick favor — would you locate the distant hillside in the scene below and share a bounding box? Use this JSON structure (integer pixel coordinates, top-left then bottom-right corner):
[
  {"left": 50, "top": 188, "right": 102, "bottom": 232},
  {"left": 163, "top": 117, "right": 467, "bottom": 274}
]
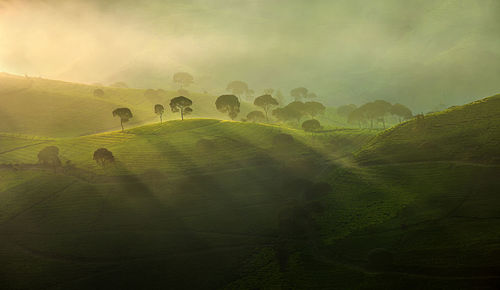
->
[
  {"left": 356, "top": 94, "right": 500, "bottom": 164},
  {"left": 0, "top": 73, "right": 256, "bottom": 137}
]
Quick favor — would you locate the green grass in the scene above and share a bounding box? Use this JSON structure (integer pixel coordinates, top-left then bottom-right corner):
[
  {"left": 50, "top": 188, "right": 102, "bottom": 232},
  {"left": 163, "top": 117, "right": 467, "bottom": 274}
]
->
[
  {"left": 0, "top": 96, "right": 499, "bottom": 288},
  {"left": 356, "top": 94, "right": 500, "bottom": 164},
  {"left": 0, "top": 73, "right": 258, "bottom": 138}
]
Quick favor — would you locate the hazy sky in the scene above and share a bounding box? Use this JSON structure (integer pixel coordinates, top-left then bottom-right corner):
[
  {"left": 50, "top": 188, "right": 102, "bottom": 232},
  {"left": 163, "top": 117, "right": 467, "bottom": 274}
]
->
[{"left": 1, "top": 0, "right": 499, "bottom": 110}]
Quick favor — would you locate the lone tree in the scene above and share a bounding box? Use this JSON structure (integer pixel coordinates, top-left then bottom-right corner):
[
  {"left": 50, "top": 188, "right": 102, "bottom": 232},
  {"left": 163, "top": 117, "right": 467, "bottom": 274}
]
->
[
  {"left": 390, "top": 103, "right": 413, "bottom": 123},
  {"left": 304, "top": 101, "right": 326, "bottom": 119},
  {"left": 113, "top": 108, "right": 133, "bottom": 132},
  {"left": 154, "top": 104, "right": 165, "bottom": 123},
  {"left": 215, "top": 94, "right": 241, "bottom": 120},
  {"left": 254, "top": 94, "right": 279, "bottom": 121},
  {"left": 247, "top": 110, "right": 266, "bottom": 123},
  {"left": 290, "top": 87, "right": 308, "bottom": 101},
  {"left": 173, "top": 72, "right": 194, "bottom": 89},
  {"left": 226, "top": 80, "right": 249, "bottom": 100},
  {"left": 38, "top": 146, "right": 61, "bottom": 167},
  {"left": 302, "top": 119, "right": 322, "bottom": 132},
  {"left": 93, "top": 88, "right": 104, "bottom": 97},
  {"left": 93, "top": 148, "right": 114, "bottom": 167},
  {"left": 170, "top": 96, "right": 193, "bottom": 120}
]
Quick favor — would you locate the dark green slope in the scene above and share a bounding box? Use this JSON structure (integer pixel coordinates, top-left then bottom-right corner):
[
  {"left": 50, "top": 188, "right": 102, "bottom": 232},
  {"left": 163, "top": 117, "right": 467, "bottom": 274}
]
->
[{"left": 356, "top": 94, "right": 500, "bottom": 164}]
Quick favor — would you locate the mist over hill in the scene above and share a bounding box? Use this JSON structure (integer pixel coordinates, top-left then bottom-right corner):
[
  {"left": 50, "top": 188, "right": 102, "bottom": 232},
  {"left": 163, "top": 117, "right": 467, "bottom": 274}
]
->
[{"left": 1, "top": 0, "right": 499, "bottom": 111}]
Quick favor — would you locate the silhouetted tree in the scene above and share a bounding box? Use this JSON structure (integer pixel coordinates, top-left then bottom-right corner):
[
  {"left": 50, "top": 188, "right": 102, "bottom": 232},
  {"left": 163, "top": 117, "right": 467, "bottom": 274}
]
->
[
  {"left": 304, "top": 101, "right": 326, "bottom": 119},
  {"left": 247, "top": 110, "right": 266, "bottom": 122},
  {"left": 173, "top": 72, "right": 194, "bottom": 88},
  {"left": 112, "top": 108, "right": 133, "bottom": 131},
  {"left": 93, "top": 88, "right": 104, "bottom": 97},
  {"left": 184, "top": 107, "right": 193, "bottom": 117},
  {"left": 170, "top": 96, "right": 193, "bottom": 120},
  {"left": 302, "top": 119, "right": 322, "bottom": 132},
  {"left": 226, "top": 80, "right": 249, "bottom": 100},
  {"left": 358, "top": 100, "right": 392, "bottom": 129},
  {"left": 347, "top": 108, "right": 366, "bottom": 128},
  {"left": 286, "top": 101, "right": 307, "bottom": 124},
  {"left": 390, "top": 103, "right": 413, "bottom": 123},
  {"left": 154, "top": 104, "right": 165, "bottom": 123},
  {"left": 272, "top": 102, "right": 305, "bottom": 125},
  {"left": 337, "top": 104, "right": 357, "bottom": 119},
  {"left": 254, "top": 94, "right": 279, "bottom": 121},
  {"left": 93, "top": 148, "right": 114, "bottom": 167},
  {"left": 38, "top": 146, "right": 61, "bottom": 167},
  {"left": 290, "top": 87, "right": 308, "bottom": 101},
  {"left": 215, "top": 94, "right": 240, "bottom": 120}
]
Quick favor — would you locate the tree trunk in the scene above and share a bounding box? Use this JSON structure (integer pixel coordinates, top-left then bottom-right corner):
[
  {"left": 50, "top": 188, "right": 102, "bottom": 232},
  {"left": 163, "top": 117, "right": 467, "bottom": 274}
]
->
[
  {"left": 121, "top": 119, "right": 124, "bottom": 132},
  {"left": 160, "top": 114, "right": 163, "bottom": 123},
  {"left": 181, "top": 108, "right": 184, "bottom": 120},
  {"left": 264, "top": 108, "right": 269, "bottom": 122}
]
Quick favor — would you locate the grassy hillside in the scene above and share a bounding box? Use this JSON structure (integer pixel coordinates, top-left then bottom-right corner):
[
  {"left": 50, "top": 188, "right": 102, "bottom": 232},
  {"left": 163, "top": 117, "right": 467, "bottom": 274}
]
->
[
  {"left": 0, "top": 119, "right": 380, "bottom": 289},
  {"left": 0, "top": 73, "right": 257, "bottom": 137},
  {"left": 0, "top": 108, "right": 498, "bottom": 288},
  {"left": 356, "top": 94, "right": 500, "bottom": 164}
]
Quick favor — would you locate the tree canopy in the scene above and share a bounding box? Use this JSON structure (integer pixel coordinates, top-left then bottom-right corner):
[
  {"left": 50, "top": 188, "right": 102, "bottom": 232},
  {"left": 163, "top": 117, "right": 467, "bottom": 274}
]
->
[
  {"left": 112, "top": 108, "right": 133, "bottom": 131},
  {"left": 246, "top": 110, "right": 266, "bottom": 123},
  {"left": 226, "top": 81, "right": 249, "bottom": 98},
  {"left": 170, "top": 96, "right": 193, "bottom": 120},
  {"left": 272, "top": 101, "right": 305, "bottom": 124},
  {"left": 290, "top": 87, "right": 308, "bottom": 101},
  {"left": 93, "top": 88, "right": 104, "bottom": 97},
  {"left": 304, "top": 101, "right": 326, "bottom": 119},
  {"left": 215, "top": 94, "right": 240, "bottom": 120},
  {"left": 38, "top": 146, "right": 61, "bottom": 167},
  {"left": 302, "top": 119, "right": 322, "bottom": 132},
  {"left": 337, "top": 104, "right": 357, "bottom": 118},
  {"left": 154, "top": 104, "right": 165, "bottom": 123},
  {"left": 93, "top": 148, "right": 114, "bottom": 167},
  {"left": 173, "top": 72, "right": 194, "bottom": 88},
  {"left": 390, "top": 103, "right": 413, "bottom": 122},
  {"left": 254, "top": 94, "right": 278, "bottom": 121}
]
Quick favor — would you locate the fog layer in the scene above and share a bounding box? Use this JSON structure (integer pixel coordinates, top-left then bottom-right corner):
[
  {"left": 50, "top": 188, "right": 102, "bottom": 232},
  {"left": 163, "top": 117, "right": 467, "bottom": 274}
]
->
[{"left": 1, "top": 0, "right": 499, "bottom": 110}]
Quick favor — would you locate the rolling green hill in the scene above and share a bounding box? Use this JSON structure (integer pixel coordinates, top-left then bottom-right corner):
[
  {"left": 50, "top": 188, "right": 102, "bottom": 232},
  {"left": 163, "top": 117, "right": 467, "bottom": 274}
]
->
[
  {"left": 0, "top": 119, "right": 369, "bottom": 289},
  {"left": 0, "top": 73, "right": 258, "bottom": 138},
  {"left": 356, "top": 94, "right": 500, "bottom": 164},
  {"left": 0, "top": 100, "right": 499, "bottom": 288}
]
